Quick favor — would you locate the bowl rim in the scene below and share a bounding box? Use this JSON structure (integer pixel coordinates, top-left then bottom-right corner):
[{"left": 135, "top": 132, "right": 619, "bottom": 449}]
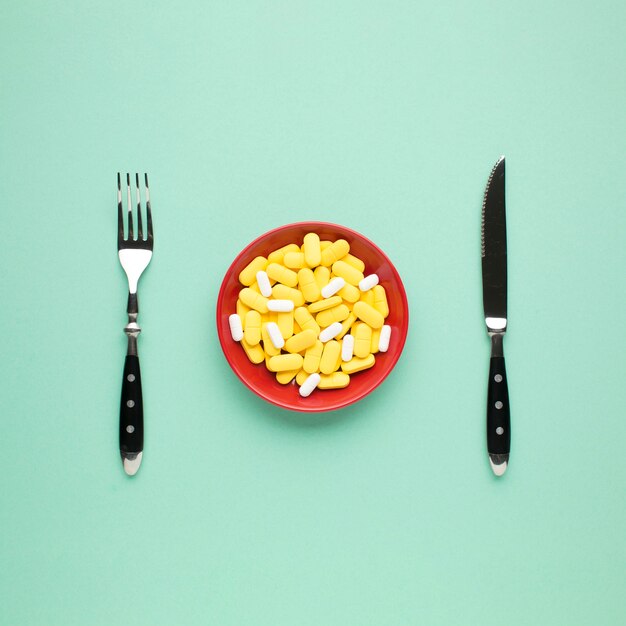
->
[{"left": 216, "top": 221, "right": 409, "bottom": 412}]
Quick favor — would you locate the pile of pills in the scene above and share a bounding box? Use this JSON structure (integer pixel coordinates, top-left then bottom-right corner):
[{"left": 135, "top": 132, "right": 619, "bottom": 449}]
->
[{"left": 228, "top": 233, "right": 391, "bottom": 398}]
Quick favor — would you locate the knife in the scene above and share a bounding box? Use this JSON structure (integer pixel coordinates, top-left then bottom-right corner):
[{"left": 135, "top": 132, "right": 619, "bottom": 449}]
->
[{"left": 481, "top": 156, "right": 511, "bottom": 476}]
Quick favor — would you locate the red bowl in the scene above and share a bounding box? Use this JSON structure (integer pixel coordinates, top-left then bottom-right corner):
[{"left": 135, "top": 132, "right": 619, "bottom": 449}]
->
[{"left": 216, "top": 222, "right": 409, "bottom": 412}]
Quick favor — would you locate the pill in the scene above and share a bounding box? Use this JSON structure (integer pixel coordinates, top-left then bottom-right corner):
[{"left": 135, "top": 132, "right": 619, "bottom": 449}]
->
[
  {"left": 303, "top": 340, "right": 323, "bottom": 373},
  {"left": 297, "top": 268, "right": 321, "bottom": 303},
  {"left": 276, "top": 369, "right": 299, "bottom": 384},
  {"left": 341, "top": 334, "right": 354, "bottom": 361},
  {"left": 284, "top": 329, "right": 317, "bottom": 353},
  {"left": 341, "top": 353, "right": 376, "bottom": 374},
  {"left": 261, "top": 323, "right": 281, "bottom": 356},
  {"left": 239, "top": 256, "right": 267, "bottom": 286},
  {"left": 265, "top": 321, "right": 285, "bottom": 349},
  {"left": 373, "top": 285, "right": 389, "bottom": 318},
  {"left": 271, "top": 284, "right": 305, "bottom": 306},
  {"left": 354, "top": 322, "right": 372, "bottom": 358},
  {"left": 321, "top": 276, "right": 346, "bottom": 299},
  {"left": 228, "top": 314, "right": 244, "bottom": 341},
  {"left": 359, "top": 273, "right": 379, "bottom": 292},
  {"left": 370, "top": 327, "right": 381, "bottom": 354},
  {"left": 332, "top": 260, "right": 364, "bottom": 286},
  {"left": 267, "top": 299, "right": 294, "bottom": 312},
  {"left": 239, "top": 288, "right": 269, "bottom": 314},
  {"left": 308, "top": 296, "right": 342, "bottom": 313},
  {"left": 241, "top": 339, "right": 265, "bottom": 364},
  {"left": 343, "top": 253, "right": 365, "bottom": 272},
  {"left": 319, "top": 321, "right": 342, "bottom": 343},
  {"left": 266, "top": 263, "right": 298, "bottom": 288},
  {"left": 244, "top": 310, "right": 262, "bottom": 346},
  {"left": 294, "top": 307, "right": 321, "bottom": 335},
  {"left": 320, "top": 239, "right": 350, "bottom": 266},
  {"left": 378, "top": 325, "right": 391, "bottom": 352},
  {"left": 353, "top": 301, "right": 384, "bottom": 329},
  {"left": 313, "top": 266, "right": 331, "bottom": 291},
  {"left": 303, "top": 232, "right": 322, "bottom": 267},
  {"left": 360, "top": 290, "right": 375, "bottom": 306},
  {"left": 256, "top": 270, "right": 273, "bottom": 297},
  {"left": 284, "top": 251, "right": 306, "bottom": 269},
  {"left": 236, "top": 299, "right": 250, "bottom": 319},
  {"left": 299, "top": 372, "right": 321, "bottom": 397},
  {"left": 320, "top": 340, "right": 342, "bottom": 374},
  {"left": 296, "top": 369, "right": 309, "bottom": 385},
  {"left": 316, "top": 304, "right": 350, "bottom": 328},
  {"left": 337, "top": 313, "right": 356, "bottom": 339},
  {"left": 320, "top": 240, "right": 332, "bottom": 250},
  {"left": 249, "top": 282, "right": 261, "bottom": 293},
  {"left": 318, "top": 372, "right": 350, "bottom": 389},
  {"left": 338, "top": 283, "right": 360, "bottom": 303},
  {"left": 267, "top": 243, "right": 300, "bottom": 264},
  {"left": 276, "top": 310, "right": 294, "bottom": 339},
  {"left": 268, "top": 353, "right": 304, "bottom": 372}
]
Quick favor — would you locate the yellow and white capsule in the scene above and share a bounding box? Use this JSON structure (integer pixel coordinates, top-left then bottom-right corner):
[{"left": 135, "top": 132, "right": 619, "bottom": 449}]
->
[
  {"left": 261, "top": 323, "right": 281, "bottom": 356},
  {"left": 239, "top": 256, "right": 267, "bottom": 286}
]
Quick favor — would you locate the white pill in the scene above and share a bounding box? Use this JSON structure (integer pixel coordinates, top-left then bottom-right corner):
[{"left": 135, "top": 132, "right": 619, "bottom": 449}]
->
[
  {"left": 321, "top": 276, "right": 346, "bottom": 299},
  {"left": 228, "top": 314, "right": 243, "bottom": 341},
  {"left": 256, "top": 270, "right": 272, "bottom": 297},
  {"left": 265, "top": 322, "right": 284, "bottom": 349},
  {"left": 319, "top": 321, "right": 342, "bottom": 343},
  {"left": 299, "top": 373, "right": 321, "bottom": 398},
  {"left": 341, "top": 334, "right": 354, "bottom": 361},
  {"left": 378, "top": 325, "right": 391, "bottom": 352},
  {"left": 267, "top": 299, "right": 294, "bottom": 312},
  {"left": 359, "top": 273, "right": 379, "bottom": 292}
]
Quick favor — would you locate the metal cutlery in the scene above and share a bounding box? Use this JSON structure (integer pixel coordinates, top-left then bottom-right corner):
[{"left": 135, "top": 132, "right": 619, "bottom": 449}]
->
[
  {"left": 117, "top": 173, "right": 153, "bottom": 476},
  {"left": 481, "top": 157, "right": 511, "bottom": 476}
]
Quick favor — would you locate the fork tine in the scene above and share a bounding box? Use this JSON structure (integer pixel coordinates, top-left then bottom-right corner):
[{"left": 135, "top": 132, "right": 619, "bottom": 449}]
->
[
  {"left": 135, "top": 173, "right": 143, "bottom": 240},
  {"left": 126, "top": 173, "right": 134, "bottom": 240},
  {"left": 145, "top": 173, "right": 153, "bottom": 242},
  {"left": 117, "top": 173, "right": 124, "bottom": 242}
]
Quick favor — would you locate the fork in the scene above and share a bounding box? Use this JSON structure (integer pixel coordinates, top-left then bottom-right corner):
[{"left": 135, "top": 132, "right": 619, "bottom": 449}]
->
[{"left": 117, "top": 173, "right": 153, "bottom": 476}]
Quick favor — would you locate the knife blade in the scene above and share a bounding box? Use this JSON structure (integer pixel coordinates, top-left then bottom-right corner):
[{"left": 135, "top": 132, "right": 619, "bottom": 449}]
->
[{"left": 481, "top": 156, "right": 510, "bottom": 476}]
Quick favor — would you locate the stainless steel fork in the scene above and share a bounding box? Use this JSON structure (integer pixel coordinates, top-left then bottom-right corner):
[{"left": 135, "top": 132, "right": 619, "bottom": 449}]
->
[{"left": 117, "top": 173, "right": 153, "bottom": 476}]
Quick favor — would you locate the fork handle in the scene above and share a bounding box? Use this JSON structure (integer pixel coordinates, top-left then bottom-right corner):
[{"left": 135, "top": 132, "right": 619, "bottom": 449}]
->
[{"left": 120, "top": 354, "right": 144, "bottom": 474}]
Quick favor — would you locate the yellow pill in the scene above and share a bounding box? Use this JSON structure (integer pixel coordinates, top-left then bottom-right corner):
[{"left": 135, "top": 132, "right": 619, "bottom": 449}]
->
[
  {"left": 236, "top": 299, "right": 250, "bottom": 319},
  {"left": 354, "top": 322, "right": 372, "bottom": 358},
  {"left": 284, "top": 329, "right": 317, "bottom": 353},
  {"left": 238, "top": 256, "right": 267, "bottom": 286},
  {"left": 320, "top": 239, "right": 350, "bottom": 266},
  {"left": 296, "top": 369, "right": 309, "bottom": 385},
  {"left": 313, "top": 266, "right": 331, "bottom": 291},
  {"left": 276, "top": 369, "right": 299, "bottom": 384},
  {"left": 303, "top": 340, "right": 323, "bottom": 373},
  {"left": 337, "top": 313, "right": 356, "bottom": 339},
  {"left": 320, "top": 240, "right": 332, "bottom": 250},
  {"left": 338, "top": 282, "right": 360, "bottom": 303},
  {"left": 241, "top": 339, "right": 265, "bottom": 364},
  {"left": 244, "top": 310, "right": 262, "bottom": 346},
  {"left": 272, "top": 284, "right": 305, "bottom": 306},
  {"left": 318, "top": 372, "right": 350, "bottom": 389},
  {"left": 261, "top": 323, "right": 280, "bottom": 357},
  {"left": 370, "top": 327, "right": 381, "bottom": 354},
  {"left": 353, "top": 301, "right": 384, "bottom": 329},
  {"left": 360, "top": 290, "right": 375, "bottom": 306},
  {"left": 320, "top": 340, "right": 342, "bottom": 375},
  {"left": 248, "top": 282, "right": 260, "bottom": 293},
  {"left": 266, "top": 263, "right": 298, "bottom": 288},
  {"left": 276, "top": 310, "right": 294, "bottom": 339},
  {"left": 343, "top": 253, "right": 365, "bottom": 273},
  {"left": 268, "top": 354, "right": 304, "bottom": 372},
  {"left": 303, "top": 232, "right": 322, "bottom": 267},
  {"left": 267, "top": 243, "right": 300, "bottom": 264},
  {"left": 308, "top": 296, "right": 342, "bottom": 313},
  {"left": 332, "top": 260, "right": 364, "bottom": 286},
  {"left": 294, "top": 307, "right": 321, "bottom": 335},
  {"left": 239, "top": 288, "right": 269, "bottom": 314},
  {"left": 284, "top": 251, "right": 306, "bottom": 269},
  {"left": 297, "top": 268, "right": 321, "bottom": 303},
  {"left": 341, "top": 354, "right": 375, "bottom": 374},
  {"left": 373, "top": 285, "right": 389, "bottom": 318},
  {"left": 316, "top": 304, "right": 350, "bottom": 328}
]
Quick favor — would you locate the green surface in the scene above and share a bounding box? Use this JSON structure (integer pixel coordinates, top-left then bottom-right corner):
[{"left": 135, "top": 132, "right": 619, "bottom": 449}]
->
[{"left": 1, "top": 1, "right": 625, "bottom": 624}]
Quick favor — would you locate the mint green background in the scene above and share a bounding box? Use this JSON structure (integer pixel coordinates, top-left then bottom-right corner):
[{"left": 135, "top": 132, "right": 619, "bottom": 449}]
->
[{"left": 1, "top": 1, "right": 625, "bottom": 624}]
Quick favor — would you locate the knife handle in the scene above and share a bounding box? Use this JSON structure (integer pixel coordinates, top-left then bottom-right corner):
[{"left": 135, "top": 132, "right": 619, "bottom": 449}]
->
[
  {"left": 487, "top": 352, "right": 510, "bottom": 456},
  {"left": 120, "top": 355, "right": 144, "bottom": 458}
]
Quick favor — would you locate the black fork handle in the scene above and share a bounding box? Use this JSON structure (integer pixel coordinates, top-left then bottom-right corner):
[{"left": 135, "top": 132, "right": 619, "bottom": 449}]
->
[{"left": 120, "top": 355, "right": 144, "bottom": 459}]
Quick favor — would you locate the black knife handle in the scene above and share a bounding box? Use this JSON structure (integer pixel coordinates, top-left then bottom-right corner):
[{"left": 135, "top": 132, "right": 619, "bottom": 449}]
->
[
  {"left": 120, "top": 355, "right": 144, "bottom": 455},
  {"left": 487, "top": 354, "right": 510, "bottom": 455}
]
